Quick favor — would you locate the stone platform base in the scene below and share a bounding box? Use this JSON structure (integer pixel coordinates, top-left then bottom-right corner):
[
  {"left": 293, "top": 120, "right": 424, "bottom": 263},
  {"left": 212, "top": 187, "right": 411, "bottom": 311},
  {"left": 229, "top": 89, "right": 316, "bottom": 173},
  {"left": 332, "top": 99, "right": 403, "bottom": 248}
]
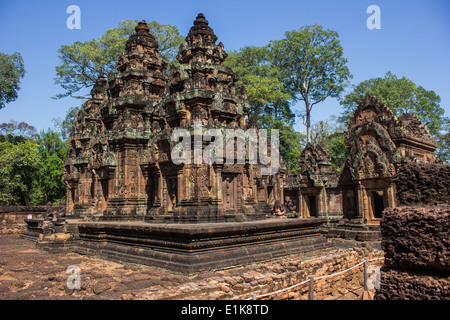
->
[
  {"left": 24, "top": 218, "right": 332, "bottom": 273},
  {"left": 327, "top": 222, "right": 381, "bottom": 241},
  {"left": 21, "top": 218, "right": 77, "bottom": 252}
]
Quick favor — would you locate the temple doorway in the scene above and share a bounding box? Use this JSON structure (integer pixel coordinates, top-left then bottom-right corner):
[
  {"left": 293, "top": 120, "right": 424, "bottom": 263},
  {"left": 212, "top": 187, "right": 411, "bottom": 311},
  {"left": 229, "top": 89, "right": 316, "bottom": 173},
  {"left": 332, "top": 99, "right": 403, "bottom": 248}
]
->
[
  {"left": 267, "top": 186, "right": 274, "bottom": 204},
  {"left": 166, "top": 177, "right": 177, "bottom": 212},
  {"left": 370, "top": 190, "right": 385, "bottom": 219},
  {"left": 222, "top": 175, "right": 237, "bottom": 210},
  {"left": 307, "top": 195, "right": 318, "bottom": 217}
]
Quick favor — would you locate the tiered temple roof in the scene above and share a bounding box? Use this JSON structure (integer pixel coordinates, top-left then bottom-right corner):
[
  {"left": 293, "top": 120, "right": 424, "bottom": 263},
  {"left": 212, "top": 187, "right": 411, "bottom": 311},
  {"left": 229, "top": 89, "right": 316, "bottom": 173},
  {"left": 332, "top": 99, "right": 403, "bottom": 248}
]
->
[{"left": 63, "top": 14, "right": 279, "bottom": 222}]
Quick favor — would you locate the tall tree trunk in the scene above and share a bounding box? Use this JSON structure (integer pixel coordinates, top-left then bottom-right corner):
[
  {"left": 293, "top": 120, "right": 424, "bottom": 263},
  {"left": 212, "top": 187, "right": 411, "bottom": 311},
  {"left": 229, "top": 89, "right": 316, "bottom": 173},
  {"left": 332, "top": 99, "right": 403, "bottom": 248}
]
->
[
  {"left": 306, "top": 102, "right": 311, "bottom": 143},
  {"left": 22, "top": 190, "right": 31, "bottom": 206}
]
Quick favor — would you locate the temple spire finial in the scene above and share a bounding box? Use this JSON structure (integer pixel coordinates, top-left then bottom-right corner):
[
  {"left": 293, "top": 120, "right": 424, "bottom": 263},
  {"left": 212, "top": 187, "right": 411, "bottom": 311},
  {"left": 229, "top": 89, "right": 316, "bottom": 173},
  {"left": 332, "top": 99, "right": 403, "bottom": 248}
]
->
[
  {"left": 123, "top": 20, "right": 159, "bottom": 53},
  {"left": 194, "top": 13, "right": 208, "bottom": 26},
  {"left": 135, "top": 20, "right": 150, "bottom": 34},
  {"left": 186, "top": 13, "right": 218, "bottom": 45}
]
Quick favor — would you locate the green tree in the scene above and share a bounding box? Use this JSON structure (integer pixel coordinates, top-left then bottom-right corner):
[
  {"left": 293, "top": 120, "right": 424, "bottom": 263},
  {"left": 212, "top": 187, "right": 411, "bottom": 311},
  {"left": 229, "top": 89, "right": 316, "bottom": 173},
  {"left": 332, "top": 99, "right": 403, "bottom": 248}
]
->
[
  {"left": 435, "top": 118, "right": 450, "bottom": 163},
  {"left": 225, "top": 46, "right": 303, "bottom": 173},
  {"left": 0, "top": 52, "right": 26, "bottom": 109},
  {"left": 52, "top": 106, "right": 81, "bottom": 140},
  {"left": 269, "top": 24, "right": 352, "bottom": 143},
  {"left": 54, "top": 20, "right": 184, "bottom": 99},
  {"left": 310, "top": 118, "right": 348, "bottom": 171},
  {"left": 339, "top": 71, "right": 445, "bottom": 138},
  {"left": 225, "top": 46, "right": 291, "bottom": 126},
  {"left": 0, "top": 122, "right": 69, "bottom": 205},
  {"left": 0, "top": 138, "right": 41, "bottom": 205},
  {"left": 276, "top": 122, "right": 306, "bottom": 175},
  {"left": 0, "top": 121, "right": 40, "bottom": 204},
  {"left": 36, "top": 129, "right": 68, "bottom": 204},
  {"left": 0, "top": 120, "right": 38, "bottom": 142}
]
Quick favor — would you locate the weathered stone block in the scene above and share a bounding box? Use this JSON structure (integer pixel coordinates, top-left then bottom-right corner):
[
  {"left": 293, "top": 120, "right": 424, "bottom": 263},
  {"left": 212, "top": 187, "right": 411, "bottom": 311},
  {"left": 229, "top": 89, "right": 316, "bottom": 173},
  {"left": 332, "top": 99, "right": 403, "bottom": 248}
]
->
[
  {"left": 395, "top": 163, "right": 450, "bottom": 205},
  {"left": 375, "top": 267, "right": 450, "bottom": 300},
  {"left": 381, "top": 206, "right": 450, "bottom": 271}
]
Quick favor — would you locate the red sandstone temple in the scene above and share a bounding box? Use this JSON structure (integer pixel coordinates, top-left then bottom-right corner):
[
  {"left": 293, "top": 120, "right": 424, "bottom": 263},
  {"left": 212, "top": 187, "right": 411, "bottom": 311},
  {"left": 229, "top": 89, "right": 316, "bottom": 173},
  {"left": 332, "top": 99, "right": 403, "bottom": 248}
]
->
[
  {"left": 63, "top": 15, "right": 284, "bottom": 223},
  {"left": 22, "top": 14, "right": 439, "bottom": 272},
  {"left": 62, "top": 15, "right": 438, "bottom": 239},
  {"left": 312, "top": 93, "right": 436, "bottom": 239}
]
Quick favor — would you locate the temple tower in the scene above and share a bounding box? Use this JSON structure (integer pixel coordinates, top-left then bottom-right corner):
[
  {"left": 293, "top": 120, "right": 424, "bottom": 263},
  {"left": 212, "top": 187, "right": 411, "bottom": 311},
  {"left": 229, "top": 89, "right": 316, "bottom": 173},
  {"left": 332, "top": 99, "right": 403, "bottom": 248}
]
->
[
  {"left": 141, "top": 13, "right": 269, "bottom": 223},
  {"left": 64, "top": 16, "right": 281, "bottom": 222},
  {"left": 63, "top": 75, "right": 107, "bottom": 217},
  {"left": 330, "top": 93, "right": 438, "bottom": 240},
  {"left": 100, "top": 21, "right": 168, "bottom": 219}
]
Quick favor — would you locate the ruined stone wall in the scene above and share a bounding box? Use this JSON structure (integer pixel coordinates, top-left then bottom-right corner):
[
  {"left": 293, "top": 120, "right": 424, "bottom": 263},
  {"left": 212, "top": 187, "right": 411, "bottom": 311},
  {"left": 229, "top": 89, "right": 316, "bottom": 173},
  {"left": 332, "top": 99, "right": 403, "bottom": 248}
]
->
[
  {"left": 395, "top": 163, "right": 450, "bottom": 205},
  {"left": 0, "top": 206, "right": 55, "bottom": 234},
  {"left": 375, "top": 206, "right": 450, "bottom": 300},
  {"left": 145, "top": 247, "right": 383, "bottom": 300}
]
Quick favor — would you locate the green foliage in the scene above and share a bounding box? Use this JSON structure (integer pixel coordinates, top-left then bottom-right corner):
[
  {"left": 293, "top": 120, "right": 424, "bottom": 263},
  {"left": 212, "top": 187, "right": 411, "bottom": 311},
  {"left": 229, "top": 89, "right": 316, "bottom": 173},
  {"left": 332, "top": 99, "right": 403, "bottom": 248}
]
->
[
  {"left": 225, "top": 46, "right": 291, "bottom": 125},
  {"left": 52, "top": 106, "right": 81, "bottom": 140},
  {"left": 276, "top": 122, "right": 306, "bottom": 175},
  {"left": 225, "top": 46, "right": 302, "bottom": 172},
  {"left": 225, "top": 30, "right": 351, "bottom": 172},
  {"left": 339, "top": 72, "right": 445, "bottom": 136},
  {"left": 326, "top": 133, "right": 347, "bottom": 171},
  {"left": 0, "top": 52, "right": 26, "bottom": 109},
  {"left": 310, "top": 119, "right": 348, "bottom": 171},
  {"left": 269, "top": 24, "right": 352, "bottom": 142},
  {"left": 0, "top": 137, "right": 41, "bottom": 205},
  {"left": 0, "top": 122, "right": 68, "bottom": 205},
  {"left": 435, "top": 118, "right": 450, "bottom": 163},
  {"left": 0, "top": 120, "right": 38, "bottom": 142},
  {"left": 54, "top": 20, "right": 184, "bottom": 99},
  {"left": 36, "top": 129, "right": 68, "bottom": 204}
]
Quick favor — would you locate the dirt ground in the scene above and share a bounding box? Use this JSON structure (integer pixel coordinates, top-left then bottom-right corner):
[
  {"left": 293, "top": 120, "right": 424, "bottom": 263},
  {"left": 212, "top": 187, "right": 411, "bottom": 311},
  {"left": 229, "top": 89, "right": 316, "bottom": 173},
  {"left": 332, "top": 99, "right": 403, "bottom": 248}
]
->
[
  {"left": 0, "top": 235, "right": 377, "bottom": 300},
  {"left": 0, "top": 235, "right": 195, "bottom": 300}
]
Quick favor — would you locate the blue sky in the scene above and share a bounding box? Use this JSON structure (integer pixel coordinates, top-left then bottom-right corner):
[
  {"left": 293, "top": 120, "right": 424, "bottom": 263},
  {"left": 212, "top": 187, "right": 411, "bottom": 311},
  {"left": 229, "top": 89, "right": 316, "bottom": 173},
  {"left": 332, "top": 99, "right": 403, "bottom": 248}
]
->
[{"left": 1, "top": 0, "right": 449, "bottom": 133}]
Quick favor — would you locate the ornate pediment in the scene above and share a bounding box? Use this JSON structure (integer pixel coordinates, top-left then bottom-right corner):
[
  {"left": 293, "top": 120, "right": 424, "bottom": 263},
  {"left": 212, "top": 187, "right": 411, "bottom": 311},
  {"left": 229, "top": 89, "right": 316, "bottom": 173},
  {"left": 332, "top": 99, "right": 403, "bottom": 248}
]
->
[
  {"left": 349, "top": 93, "right": 397, "bottom": 130},
  {"left": 298, "top": 143, "right": 336, "bottom": 187},
  {"left": 395, "top": 114, "right": 437, "bottom": 147}
]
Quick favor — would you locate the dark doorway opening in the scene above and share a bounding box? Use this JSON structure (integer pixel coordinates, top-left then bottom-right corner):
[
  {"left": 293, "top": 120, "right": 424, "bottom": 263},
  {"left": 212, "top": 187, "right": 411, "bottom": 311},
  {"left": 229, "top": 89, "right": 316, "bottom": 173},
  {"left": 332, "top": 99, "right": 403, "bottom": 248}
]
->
[
  {"left": 166, "top": 177, "right": 177, "bottom": 212},
  {"left": 372, "top": 191, "right": 384, "bottom": 219},
  {"left": 267, "top": 186, "right": 274, "bottom": 204},
  {"left": 308, "top": 195, "right": 317, "bottom": 217},
  {"left": 101, "top": 180, "right": 108, "bottom": 202}
]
